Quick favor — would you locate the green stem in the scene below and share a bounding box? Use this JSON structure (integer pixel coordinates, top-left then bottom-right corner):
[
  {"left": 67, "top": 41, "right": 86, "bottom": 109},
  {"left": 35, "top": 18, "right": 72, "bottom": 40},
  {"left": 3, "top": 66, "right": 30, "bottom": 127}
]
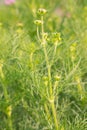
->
[
  {"left": 30, "top": 53, "right": 34, "bottom": 71},
  {"left": 51, "top": 42, "right": 57, "bottom": 66},
  {"left": 43, "top": 45, "right": 52, "bottom": 96},
  {"left": 37, "top": 26, "right": 41, "bottom": 42},
  {"left": 8, "top": 115, "right": 13, "bottom": 130},
  {"left": 41, "top": 15, "right": 52, "bottom": 95},
  {"left": 41, "top": 16, "right": 44, "bottom": 40},
  {"left": 51, "top": 102, "right": 58, "bottom": 130},
  {"left": 40, "top": 16, "right": 58, "bottom": 130},
  {"left": 44, "top": 103, "right": 52, "bottom": 124},
  {"left": 43, "top": 44, "right": 58, "bottom": 130}
]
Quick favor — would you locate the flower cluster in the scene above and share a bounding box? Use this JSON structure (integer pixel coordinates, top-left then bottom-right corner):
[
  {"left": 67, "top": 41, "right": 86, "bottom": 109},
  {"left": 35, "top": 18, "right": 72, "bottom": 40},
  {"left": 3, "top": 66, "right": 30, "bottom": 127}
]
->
[
  {"left": 34, "top": 8, "right": 47, "bottom": 26},
  {"left": 34, "top": 8, "right": 62, "bottom": 46}
]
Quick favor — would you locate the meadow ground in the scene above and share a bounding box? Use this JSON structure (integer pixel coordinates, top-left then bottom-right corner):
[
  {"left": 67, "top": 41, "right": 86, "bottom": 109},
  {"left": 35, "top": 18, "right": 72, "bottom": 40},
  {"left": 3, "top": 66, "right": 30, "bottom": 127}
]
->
[{"left": 0, "top": 0, "right": 87, "bottom": 130}]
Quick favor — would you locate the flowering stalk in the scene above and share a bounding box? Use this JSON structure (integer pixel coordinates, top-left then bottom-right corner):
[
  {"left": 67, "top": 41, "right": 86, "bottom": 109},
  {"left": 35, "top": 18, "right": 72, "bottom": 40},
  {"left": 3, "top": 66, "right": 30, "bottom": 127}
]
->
[{"left": 34, "top": 8, "right": 59, "bottom": 130}]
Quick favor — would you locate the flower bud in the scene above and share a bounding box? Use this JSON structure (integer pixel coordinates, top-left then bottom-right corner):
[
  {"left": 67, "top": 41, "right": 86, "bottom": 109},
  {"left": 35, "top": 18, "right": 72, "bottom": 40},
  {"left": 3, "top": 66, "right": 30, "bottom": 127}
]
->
[
  {"left": 34, "top": 20, "right": 42, "bottom": 25},
  {"left": 38, "top": 8, "right": 47, "bottom": 15},
  {"left": 52, "top": 32, "right": 61, "bottom": 42},
  {"left": 43, "top": 33, "right": 48, "bottom": 40}
]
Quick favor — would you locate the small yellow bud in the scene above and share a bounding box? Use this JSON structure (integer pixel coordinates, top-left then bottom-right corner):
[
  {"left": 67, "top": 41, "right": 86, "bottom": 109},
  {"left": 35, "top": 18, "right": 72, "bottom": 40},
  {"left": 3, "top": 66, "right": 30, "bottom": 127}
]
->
[
  {"left": 52, "top": 32, "right": 61, "bottom": 42},
  {"left": 43, "top": 33, "right": 48, "bottom": 40},
  {"left": 34, "top": 20, "right": 42, "bottom": 25},
  {"left": 38, "top": 8, "right": 47, "bottom": 15}
]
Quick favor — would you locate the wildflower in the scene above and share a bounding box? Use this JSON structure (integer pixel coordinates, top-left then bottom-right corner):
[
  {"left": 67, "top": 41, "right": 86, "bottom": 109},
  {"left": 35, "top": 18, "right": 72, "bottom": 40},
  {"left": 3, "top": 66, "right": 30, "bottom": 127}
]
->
[
  {"left": 51, "top": 32, "right": 61, "bottom": 43},
  {"left": 53, "top": 32, "right": 61, "bottom": 42},
  {"left": 4, "top": 0, "right": 15, "bottom": 5},
  {"left": 34, "top": 20, "right": 42, "bottom": 25},
  {"left": 38, "top": 8, "right": 47, "bottom": 15}
]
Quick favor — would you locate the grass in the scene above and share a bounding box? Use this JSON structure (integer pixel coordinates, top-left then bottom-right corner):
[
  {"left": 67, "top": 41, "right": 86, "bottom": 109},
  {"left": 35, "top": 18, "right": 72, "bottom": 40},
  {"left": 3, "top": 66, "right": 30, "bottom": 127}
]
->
[{"left": 0, "top": 0, "right": 87, "bottom": 130}]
